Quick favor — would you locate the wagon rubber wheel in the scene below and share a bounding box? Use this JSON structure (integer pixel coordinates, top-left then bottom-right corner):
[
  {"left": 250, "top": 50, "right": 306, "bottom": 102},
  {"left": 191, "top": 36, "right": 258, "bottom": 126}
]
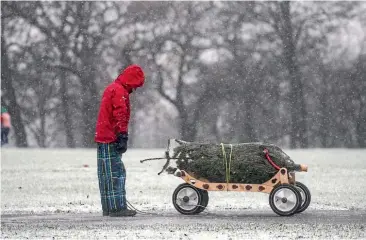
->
[
  {"left": 197, "top": 189, "right": 209, "bottom": 213},
  {"left": 172, "top": 183, "right": 205, "bottom": 215},
  {"left": 269, "top": 183, "right": 302, "bottom": 216},
  {"left": 294, "top": 181, "right": 311, "bottom": 213}
]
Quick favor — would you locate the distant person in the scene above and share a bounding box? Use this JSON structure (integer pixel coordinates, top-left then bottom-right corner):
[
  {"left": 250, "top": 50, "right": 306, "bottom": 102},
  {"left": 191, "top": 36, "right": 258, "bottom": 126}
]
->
[
  {"left": 94, "top": 64, "right": 145, "bottom": 217},
  {"left": 1, "top": 106, "right": 11, "bottom": 146}
]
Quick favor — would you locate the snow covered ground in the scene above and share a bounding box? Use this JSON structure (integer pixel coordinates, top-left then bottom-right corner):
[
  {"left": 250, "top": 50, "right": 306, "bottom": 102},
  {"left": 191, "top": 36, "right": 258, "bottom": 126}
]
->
[{"left": 1, "top": 147, "right": 366, "bottom": 239}]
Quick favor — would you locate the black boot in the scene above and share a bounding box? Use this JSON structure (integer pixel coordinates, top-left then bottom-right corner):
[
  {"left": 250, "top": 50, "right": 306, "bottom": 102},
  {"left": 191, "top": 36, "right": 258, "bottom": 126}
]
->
[
  {"left": 103, "top": 211, "right": 109, "bottom": 216},
  {"left": 109, "top": 209, "right": 136, "bottom": 217}
]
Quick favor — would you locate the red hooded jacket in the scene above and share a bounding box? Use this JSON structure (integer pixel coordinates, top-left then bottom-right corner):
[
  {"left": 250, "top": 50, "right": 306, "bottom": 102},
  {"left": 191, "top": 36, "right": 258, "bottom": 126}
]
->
[{"left": 94, "top": 65, "right": 145, "bottom": 143}]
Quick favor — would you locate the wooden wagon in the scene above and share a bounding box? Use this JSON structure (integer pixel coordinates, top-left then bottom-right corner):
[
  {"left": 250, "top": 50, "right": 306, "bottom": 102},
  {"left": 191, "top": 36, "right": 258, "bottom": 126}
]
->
[{"left": 141, "top": 139, "right": 311, "bottom": 217}]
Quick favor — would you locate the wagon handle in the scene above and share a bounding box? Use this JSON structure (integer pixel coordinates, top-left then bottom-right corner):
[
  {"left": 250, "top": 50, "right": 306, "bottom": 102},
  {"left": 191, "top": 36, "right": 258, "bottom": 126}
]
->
[
  {"left": 140, "top": 138, "right": 185, "bottom": 175},
  {"left": 140, "top": 139, "right": 173, "bottom": 163},
  {"left": 140, "top": 157, "right": 167, "bottom": 163},
  {"left": 140, "top": 157, "right": 181, "bottom": 163},
  {"left": 159, "top": 148, "right": 174, "bottom": 174}
]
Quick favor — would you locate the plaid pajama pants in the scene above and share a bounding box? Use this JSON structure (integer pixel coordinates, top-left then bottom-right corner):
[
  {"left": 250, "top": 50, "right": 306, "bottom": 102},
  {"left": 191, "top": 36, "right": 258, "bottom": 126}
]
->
[{"left": 97, "top": 143, "right": 127, "bottom": 213}]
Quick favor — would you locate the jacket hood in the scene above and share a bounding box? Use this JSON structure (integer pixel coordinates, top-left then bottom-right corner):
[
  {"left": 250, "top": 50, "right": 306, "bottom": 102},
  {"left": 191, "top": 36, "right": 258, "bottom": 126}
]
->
[{"left": 115, "top": 64, "right": 145, "bottom": 91}]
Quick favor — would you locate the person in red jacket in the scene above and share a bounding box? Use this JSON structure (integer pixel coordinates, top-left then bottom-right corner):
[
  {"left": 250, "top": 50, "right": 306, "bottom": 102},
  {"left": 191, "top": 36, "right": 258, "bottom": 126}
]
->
[
  {"left": 1, "top": 106, "right": 11, "bottom": 146},
  {"left": 95, "top": 64, "right": 145, "bottom": 217}
]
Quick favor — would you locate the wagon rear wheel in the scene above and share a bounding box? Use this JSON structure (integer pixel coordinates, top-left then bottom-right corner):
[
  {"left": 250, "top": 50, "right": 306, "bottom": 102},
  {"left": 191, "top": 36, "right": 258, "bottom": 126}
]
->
[
  {"left": 172, "top": 183, "right": 204, "bottom": 215},
  {"left": 269, "top": 183, "right": 302, "bottom": 216},
  {"left": 294, "top": 181, "right": 311, "bottom": 213},
  {"left": 197, "top": 190, "right": 209, "bottom": 213}
]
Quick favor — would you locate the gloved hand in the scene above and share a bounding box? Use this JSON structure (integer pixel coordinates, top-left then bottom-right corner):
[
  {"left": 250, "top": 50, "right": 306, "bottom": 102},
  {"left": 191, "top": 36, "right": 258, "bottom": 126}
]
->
[{"left": 116, "top": 132, "right": 128, "bottom": 154}]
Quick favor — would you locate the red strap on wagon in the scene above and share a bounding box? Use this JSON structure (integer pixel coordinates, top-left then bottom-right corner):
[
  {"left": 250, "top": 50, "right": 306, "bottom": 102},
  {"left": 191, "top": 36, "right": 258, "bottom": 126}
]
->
[{"left": 263, "top": 149, "right": 280, "bottom": 170}]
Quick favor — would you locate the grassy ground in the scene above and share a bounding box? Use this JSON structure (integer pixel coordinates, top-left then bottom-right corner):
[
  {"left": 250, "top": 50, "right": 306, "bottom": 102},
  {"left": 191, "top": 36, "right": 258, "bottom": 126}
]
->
[
  {"left": 1, "top": 148, "right": 366, "bottom": 239},
  {"left": 2, "top": 148, "right": 365, "bottom": 214}
]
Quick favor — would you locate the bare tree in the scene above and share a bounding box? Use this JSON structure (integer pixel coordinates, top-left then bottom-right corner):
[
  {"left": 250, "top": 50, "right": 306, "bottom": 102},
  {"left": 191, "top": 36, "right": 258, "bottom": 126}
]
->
[
  {"left": 19, "top": 44, "right": 59, "bottom": 147},
  {"left": 139, "top": 2, "right": 216, "bottom": 141},
  {"left": 1, "top": 7, "right": 28, "bottom": 147},
  {"left": 6, "top": 1, "right": 130, "bottom": 147},
  {"left": 2, "top": 1, "right": 365, "bottom": 148}
]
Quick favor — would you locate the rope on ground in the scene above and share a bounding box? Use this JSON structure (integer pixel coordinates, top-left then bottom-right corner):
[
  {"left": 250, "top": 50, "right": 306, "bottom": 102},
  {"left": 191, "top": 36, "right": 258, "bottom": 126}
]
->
[
  {"left": 126, "top": 200, "right": 160, "bottom": 215},
  {"left": 126, "top": 200, "right": 209, "bottom": 216}
]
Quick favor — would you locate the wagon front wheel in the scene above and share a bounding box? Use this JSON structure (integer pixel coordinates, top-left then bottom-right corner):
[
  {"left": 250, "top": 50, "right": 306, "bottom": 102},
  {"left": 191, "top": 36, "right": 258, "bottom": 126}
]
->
[
  {"left": 172, "top": 183, "right": 204, "bottom": 215},
  {"left": 295, "top": 181, "right": 311, "bottom": 213},
  {"left": 269, "top": 184, "right": 302, "bottom": 216}
]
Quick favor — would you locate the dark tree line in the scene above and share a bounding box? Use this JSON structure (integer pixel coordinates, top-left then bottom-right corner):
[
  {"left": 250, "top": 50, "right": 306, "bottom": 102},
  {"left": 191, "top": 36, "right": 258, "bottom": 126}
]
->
[{"left": 1, "top": 1, "right": 365, "bottom": 148}]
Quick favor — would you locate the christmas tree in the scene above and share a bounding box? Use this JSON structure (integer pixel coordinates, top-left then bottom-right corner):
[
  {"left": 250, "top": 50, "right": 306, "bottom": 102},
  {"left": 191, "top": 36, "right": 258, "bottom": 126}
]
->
[{"left": 164, "top": 140, "right": 303, "bottom": 184}]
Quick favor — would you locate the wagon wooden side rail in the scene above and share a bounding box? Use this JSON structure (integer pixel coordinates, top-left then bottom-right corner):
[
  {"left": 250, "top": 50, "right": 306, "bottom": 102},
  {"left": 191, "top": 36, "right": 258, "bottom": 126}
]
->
[{"left": 175, "top": 168, "right": 295, "bottom": 194}]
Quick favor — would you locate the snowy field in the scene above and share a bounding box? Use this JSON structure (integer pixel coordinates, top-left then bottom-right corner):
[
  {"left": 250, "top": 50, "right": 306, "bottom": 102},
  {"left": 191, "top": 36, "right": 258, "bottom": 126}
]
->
[{"left": 1, "top": 147, "right": 366, "bottom": 239}]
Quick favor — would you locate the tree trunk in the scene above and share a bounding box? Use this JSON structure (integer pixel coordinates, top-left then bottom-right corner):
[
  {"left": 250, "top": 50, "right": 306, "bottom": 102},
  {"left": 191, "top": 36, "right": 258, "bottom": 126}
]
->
[
  {"left": 318, "top": 68, "right": 330, "bottom": 148},
  {"left": 319, "top": 92, "right": 330, "bottom": 148},
  {"left": 235, "top": 68, "right": 257, "bottom": 143},
  {"left": 81, "top": 80, "right": 98, "bottom": 148},
  {"left": 244, "top": 111, "right": 256, "bottom": 141},
  {"left": 353, "top": 59, "right": 366, "bottom": 148},
  {"left": 1, "top": 24, "right": 28, "bottom": 147},
  {"left": 59, "top": 53, "right": 76, "bottom": 148},
  {"left": 78, "top": 46, "right": 99, "bottom": 148},
  {"left": 279, "top": 1, "right": 308, "bottom": 148},
  {"left": 180, "top": 114, "right": 198, "bottom": 142},
  {"left": 128, "top": 103, "right": 136, "bottom": 147},
  {"left": 80, "top": 67, "right": 99, "bottom": 148},
  {"left": 123, "top": 49, "right": 135, "bottom": 147},
  {"left": 237, "top": 104, "right": 256, "bottom": 143},
  {"left": 356, "top": 102, "right": 366, "bottom": 148},
  {"left": 178, "top": 88, "right": 213, "bottom": 142},
  {"left": 38, "top": 98, "right": 47, "bottom": 148},
  {"left": 243, "top": 94, "right": 257, "bottom": 142},
  {"left": 178, "top": 106, "right": 199, "bottom": 142}
]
